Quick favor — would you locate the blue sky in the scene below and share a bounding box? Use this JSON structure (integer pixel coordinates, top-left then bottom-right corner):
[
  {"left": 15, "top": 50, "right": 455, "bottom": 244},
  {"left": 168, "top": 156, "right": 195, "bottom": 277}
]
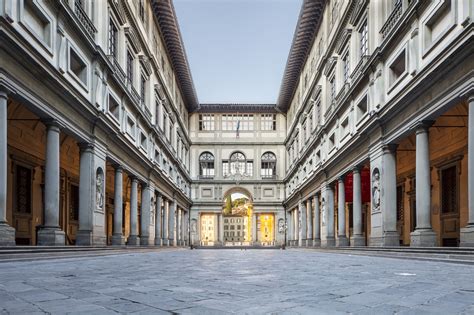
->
[{"left": 173, "top": 0, "right": 302, "bottom": 104}]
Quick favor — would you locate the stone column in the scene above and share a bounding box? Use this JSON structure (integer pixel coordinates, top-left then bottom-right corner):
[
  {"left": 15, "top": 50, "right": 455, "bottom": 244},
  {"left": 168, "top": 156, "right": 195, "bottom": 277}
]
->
[
  {"left": 111, "top": 166, "right": 124, "bottom": 245},
  {"left": 286, "top": 210, "right": 292, "bottom": 246},
  {"left": 306, "top": 198, "right": 312, "bottom": 246},
  {"left": 294, "top": 208, "right": 298, "bottom": 245},
  {"left": 127, "top": 177, "right": 140, "bottom": 245},
  {"left": 169, "top": 198, "right": 176, "bottom": 246},
  {"left": 313, "top": 194, "right": 321, "bottom": 246},
  {"left": 383, "top": 144, "right": 400, "bottom": 246},
  {"left": 38, "top": 121, "right": 65, "bottom": 246},
  {"left": 218, "top": 213, "right": 224, "bottom": 245},
  {"left": 154, "top": 192, "right": 162, "bottom": 246},
  {"left": 163, "top": 199, "right": 169, "bottom": 245},
  {"left": 250, "top": 213, "right": 256, "bottom": 244},
  {"left": 337, "top": 177, "right": 349, "bottom": 246},
  {"left": 351, "top": 167, "right": 365, "bottom": 246},
  {"left": 461, "top": 95, "right": 474, "bottom": 246},
  {"left": 411, "top": 122, "right": 436, "bottom": 246},
  {"left": 298, "top": 199, "right": 307, "bottom": 247},
  {"left": 0, "top": 90, "right": 15, "bottom": 246},
  {"left": 76, "top": 143, "right": 94, "bottom": 246},
  {"left": 176, "top": 208, "right": 182, "bottom": 246},
  {"left": 140, "top": 183, "right": 152, "bottom": 245},
  {"left": 325, "top": 184, "right": 336, "bottom": 247}
]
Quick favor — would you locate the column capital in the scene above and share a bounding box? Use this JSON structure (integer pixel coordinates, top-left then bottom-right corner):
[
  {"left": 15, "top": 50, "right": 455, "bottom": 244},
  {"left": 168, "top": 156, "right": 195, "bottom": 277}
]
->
[
  {"left": 42, "top": 119, "right": 63, "bottom": 131},
  {"left": 155, "top": 190, "right": 162, "bottom": 198},
  {"left": 130, "top": 176, "right": 139, "bottom": 183},
  {"left": 413, "top": 120, "right": 435, "bottom": 134},
  {"left": 113, "top": 164, "right": 123, "bottom": 172},
  {"left": 382, "top": 143, "right": 398, "bottom": 154},
  {"left": 467, "top": 93, "right": 474, "bottom": 103},
  {"left": 352, "top": 165, "right": 361, "bottom": 173},
  {"left": 0, "top": 88, "right": 8, "bottom": 100},
  {"left": 78, "top": 142, "right": 94, "bottom": 153},
  {"left": 337, "top": 175, "right": 345, "bottom": 182}
]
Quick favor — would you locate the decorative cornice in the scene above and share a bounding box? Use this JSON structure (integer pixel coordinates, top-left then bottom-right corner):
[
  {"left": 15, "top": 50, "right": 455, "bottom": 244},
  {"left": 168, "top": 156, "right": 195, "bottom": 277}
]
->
[
  {"left": 197, "top": 103, "right": 278, "bottom": 113},
  {"left": 276, "top": 0, "right": 326, "bottom": 112},
  {"left": 151, "top": 0, "right": 199, "bottom": 112},
  {"left": 124, "top": 27, "right": 141, "bottom": 54}
]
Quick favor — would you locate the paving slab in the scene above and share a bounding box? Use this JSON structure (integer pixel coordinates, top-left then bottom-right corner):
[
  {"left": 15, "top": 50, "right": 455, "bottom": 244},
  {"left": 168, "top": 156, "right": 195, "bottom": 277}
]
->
[{"left": 0, "top": 249, "right": 473, "bottom": 314}]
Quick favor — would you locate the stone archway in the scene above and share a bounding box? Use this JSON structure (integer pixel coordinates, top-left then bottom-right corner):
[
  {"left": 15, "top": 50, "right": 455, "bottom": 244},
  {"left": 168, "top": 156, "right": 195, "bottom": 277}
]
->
[{"left": 222, "top": 187, "right": 253, "bottom": 245}]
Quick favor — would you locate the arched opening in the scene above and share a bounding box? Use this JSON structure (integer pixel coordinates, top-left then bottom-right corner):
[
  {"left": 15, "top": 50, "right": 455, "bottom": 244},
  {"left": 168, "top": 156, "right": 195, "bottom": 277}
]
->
[{"left": 222, "top": 188, "right": 253, "bottom": 245}]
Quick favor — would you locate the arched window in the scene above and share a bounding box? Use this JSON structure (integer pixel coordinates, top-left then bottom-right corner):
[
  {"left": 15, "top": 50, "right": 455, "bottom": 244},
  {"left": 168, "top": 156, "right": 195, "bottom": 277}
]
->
[
  {"left": 261, "top": 152, "right": 276, "bottom": 179},
  {"left": 199, "top": 152, "right": 214, "bottom": 178},
  {"left": 229, "top": 151, "right": 246, "bottom": 175}
]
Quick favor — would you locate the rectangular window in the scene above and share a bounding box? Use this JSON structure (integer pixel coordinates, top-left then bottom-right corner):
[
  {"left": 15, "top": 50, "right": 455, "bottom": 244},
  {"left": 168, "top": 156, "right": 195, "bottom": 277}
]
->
[
  {"left": 222, "top": 161, "right": 229, "bottom": 176},
  {"left": 261, "top": 114, "right": 276, "bottom": 131},
  {"left": 69, "top": 48, "right": 87, "bottom": 85},
  {"left": 342, "top": 50, "right": 350, "bottom": 82},
  {"left": 108, "top": 95, "right": 120, "bottom": 121},
  {"left": 139, "top": 0, "right": 145, "bottom": 21},
  {"left": 359, "top": 19, "right": 368, "bottom": 57},
  {"left": 140, "top": 131, "right": 147, "bottom": 150},
  {"left": 126, "top": 50, "right": 133, "bottom": 85},
  {"left": 222, "top": 114, "right": 254, "bottom": 131},
  {"left": 108, "top": 18, "right": 118, "bottom": 59},
  {"left": 246, "top": 161, "right": 253, "bottom": 176},
  {"left": 329, "top": 73, "right": 336, "bottom": 104},
  {"left": 389, "top": 49, "right": 406, "bottom": 86},
  {"left": 441, "top": 166, "right": 458, "bottom": 214},
  {"left": 199, "top": 114, "right": 215, "bottom": 131},
  {"left": 396, "top": 185, "right": 404, "bottom": 222},
  {"left": 69, "top": 184, "right": 79, "bottom": 221},
  {"left": 140, "top": 73, "right": 146, "bottom": 104},
  {"left": 15, "top": 165, "right": 31, "bottom": 214},
  {"left": 356, "top": 95, "right": 368, "bottom": 121},
  {"left": 126, "top": 115, "right": 136, "bottom": 138}
]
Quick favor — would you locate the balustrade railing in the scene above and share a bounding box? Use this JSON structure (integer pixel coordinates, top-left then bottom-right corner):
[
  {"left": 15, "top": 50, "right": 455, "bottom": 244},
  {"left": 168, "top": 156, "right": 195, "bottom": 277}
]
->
[
  {"left": 73, "top": 0, "right": 96, "bottom": 39},
  {"left": 381, "top": 0, "right": 413, "bottom": 39}
]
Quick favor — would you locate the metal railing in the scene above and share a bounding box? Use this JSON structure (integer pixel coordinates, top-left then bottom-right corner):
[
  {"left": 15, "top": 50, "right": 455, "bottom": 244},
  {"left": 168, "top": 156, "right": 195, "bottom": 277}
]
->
[
  {"left": 73, "top": 0, "right": 96, "bottom": 39},
  {"left": 381, "top": 0, "right": 412, "bottom": 39}
]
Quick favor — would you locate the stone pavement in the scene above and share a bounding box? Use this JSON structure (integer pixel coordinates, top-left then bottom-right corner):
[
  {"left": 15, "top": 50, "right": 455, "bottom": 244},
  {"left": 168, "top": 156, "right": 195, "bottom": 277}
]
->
[{"left": 1, "top": 248, "right": 474, "bottom": 314}]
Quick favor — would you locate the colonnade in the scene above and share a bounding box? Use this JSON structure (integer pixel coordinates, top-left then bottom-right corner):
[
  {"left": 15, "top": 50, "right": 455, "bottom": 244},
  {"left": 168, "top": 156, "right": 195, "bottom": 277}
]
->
[
  {"left": 0, "top": 89, "right": 189, "bottom": 246},
  {"left": 286, "top": 95, "right": 474, "bottom": 247}
]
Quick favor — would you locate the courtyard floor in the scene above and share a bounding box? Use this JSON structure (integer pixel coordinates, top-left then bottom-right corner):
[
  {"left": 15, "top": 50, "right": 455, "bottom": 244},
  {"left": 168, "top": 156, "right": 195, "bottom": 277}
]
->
[{"left": 1, "top": 248, "right": 474, "bottom": 314}]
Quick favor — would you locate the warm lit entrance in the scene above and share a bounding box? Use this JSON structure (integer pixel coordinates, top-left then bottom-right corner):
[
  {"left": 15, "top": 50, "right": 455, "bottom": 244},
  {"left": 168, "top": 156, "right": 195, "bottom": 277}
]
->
[
  {"left": 258, "top": 214, "right": 274, "bottom": 245},
  {"left": 222, "top": 190, "right": 253, "bottom": 246}
]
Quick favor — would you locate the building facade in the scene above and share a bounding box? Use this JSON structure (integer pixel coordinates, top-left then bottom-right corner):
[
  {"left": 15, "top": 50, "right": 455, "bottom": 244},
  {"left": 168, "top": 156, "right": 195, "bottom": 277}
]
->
[{"left": 0, "top": 0, "right": 473, "bottom": 248}]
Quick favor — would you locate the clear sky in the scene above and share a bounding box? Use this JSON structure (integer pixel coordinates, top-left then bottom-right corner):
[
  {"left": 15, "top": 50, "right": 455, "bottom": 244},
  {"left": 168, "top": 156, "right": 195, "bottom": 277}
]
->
[{"left": 173, "top": 0, "right": 302, "bottom": 104}]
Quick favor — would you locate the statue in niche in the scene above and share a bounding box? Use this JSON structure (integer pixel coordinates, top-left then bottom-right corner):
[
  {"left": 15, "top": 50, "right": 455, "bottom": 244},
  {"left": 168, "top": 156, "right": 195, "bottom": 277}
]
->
[
  {"left": 321, "top": 197, "right": 326, "bottom": 226},
  {"left": 278, "top": 219, "right": 285, "bottom": 234},
  {"left": 191, "top": 219, "right": 197, "bottom": 234},
  {"left": 96, "top": 168, "right": 104, "bottom": 210},
  {"left": 372, "top": 168, "right": 381, "bottom": 212}
]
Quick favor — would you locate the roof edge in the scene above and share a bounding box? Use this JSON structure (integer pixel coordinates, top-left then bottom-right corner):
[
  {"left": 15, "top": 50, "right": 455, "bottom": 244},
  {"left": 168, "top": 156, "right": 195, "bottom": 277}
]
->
[
  {"left": 151, "top": 0, "right": 199, "bottom": 112},
  {"left": 276, "top": 0, "right": 326, "bottom": 112}
]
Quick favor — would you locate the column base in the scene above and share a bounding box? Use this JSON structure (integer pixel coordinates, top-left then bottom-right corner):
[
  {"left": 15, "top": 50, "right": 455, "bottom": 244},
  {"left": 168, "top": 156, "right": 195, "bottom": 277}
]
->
[
  {"left": 410, "top": 229, "right": 437, "bottom": 247},
  {"left": 369, "top": 236, "right": 383, "bottom": 247},
  {"left": 0, "top": 223, "right": 15, "bottom": 246},
  {"left": 140, "top": 237, "right": 153, "bottom": 246},
  {"left": 350, "top": 235, "right": 366, "bottom": 247},
  {"left": 37, "top": 227, "right": 65, "bottom": 246},
  {"left": 127, "top": 235, "right": 140, "bottom": 246},
  {"left": 383, "top": 231, "right": 400, "bottom": 247},
  {"left": 313, "top": 238, "right": 321, "bottom": 247},
  {"left": 154, "top": 238, "right": 162, "bottom": 246},
  {"left": 460, "top": 225, "right": 474, "bottom": 247},
  {"left": 336, "top": 236, "right": 349, "bottom": 247},
  {"left": 322, "top": 237, "right": 336, "bottom": 247},
  {"left": 111, "top": 234, "right": 125, "bottom": 246},
  {"left": 76, "top": 230, "right": 93, "bottom": 246}
]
